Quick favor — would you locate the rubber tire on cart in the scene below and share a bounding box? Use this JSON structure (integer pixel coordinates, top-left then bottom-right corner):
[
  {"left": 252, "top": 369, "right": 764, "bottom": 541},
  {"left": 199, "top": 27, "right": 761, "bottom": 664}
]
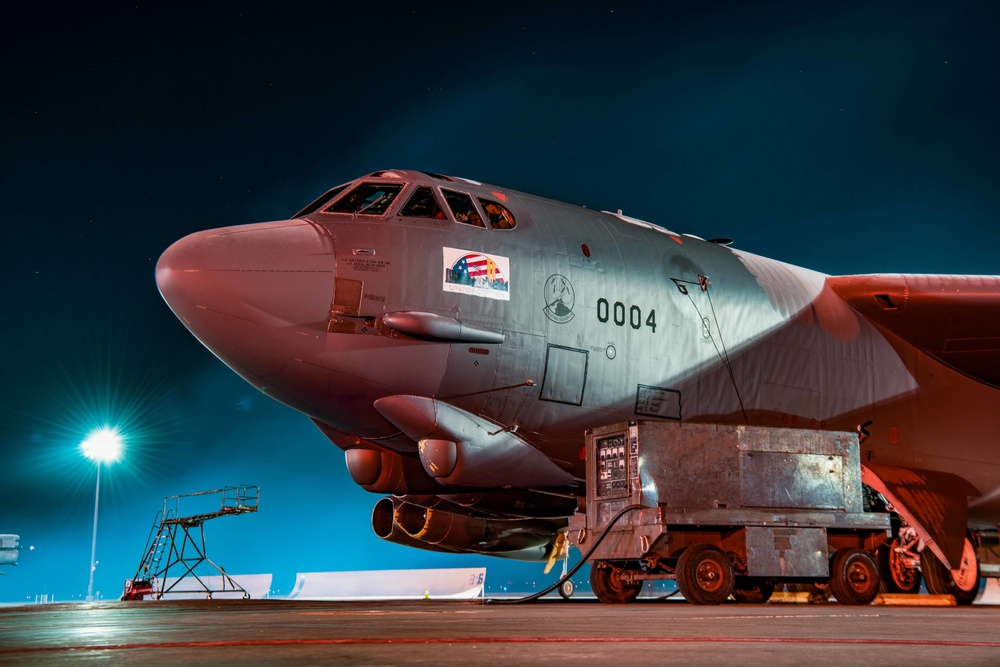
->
[
  {"left": 590, "top": 561, "right": 641, "bottom": 604},
  {"left": 920, "top": 537, "right": 980, "bottom": 606},
  {"left": 558, "top": 579, "right": 575, "bottom": 599},
  {"left": 828, "top": 548, "right": 880, "bottom": 605},
  {"left": 675, "top": 544, "right": 734, "bottom": 605},
  {"left": 731, "top": 577, "right": 775, "bottom": 604},
  {"left": 878, "top": 538, "right": 921, "bottom": 594}
]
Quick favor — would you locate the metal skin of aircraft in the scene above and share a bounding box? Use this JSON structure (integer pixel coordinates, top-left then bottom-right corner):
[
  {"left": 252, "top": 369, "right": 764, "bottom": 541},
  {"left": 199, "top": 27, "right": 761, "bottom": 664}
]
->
[{"left": 156, "top": 169, "right": 1000, "bottom": 604}]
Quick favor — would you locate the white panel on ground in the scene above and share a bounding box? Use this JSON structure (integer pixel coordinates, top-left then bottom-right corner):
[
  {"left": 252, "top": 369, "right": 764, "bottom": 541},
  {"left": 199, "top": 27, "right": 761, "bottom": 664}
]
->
[
  {"left": 288, "top": 568, "right": 486, "bottom": 601},
  {"left": 976, "top": 577, "right": 1000, "bottom": 604},
  {"left": 155, "top": 574, "right": 272, "bottom": 600}
]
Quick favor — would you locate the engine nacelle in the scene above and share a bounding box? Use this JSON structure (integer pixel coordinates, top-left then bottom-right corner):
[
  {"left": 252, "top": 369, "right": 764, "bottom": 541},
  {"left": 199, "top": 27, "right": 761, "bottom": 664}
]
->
[
  {"left": 345, "top": 448, "right": 444, "bottom": 495},
  {"left": 371, "top": 497, "right": 561, "bottom": 560},
  {"left": 395, "top": 501, "right": 557, "bottom": 553},
  {"left": 370, "top": 497, "right": 455, "bottom": 553},
  {"left": 398, "top": 491, "right": 578, "bottom": 519}
]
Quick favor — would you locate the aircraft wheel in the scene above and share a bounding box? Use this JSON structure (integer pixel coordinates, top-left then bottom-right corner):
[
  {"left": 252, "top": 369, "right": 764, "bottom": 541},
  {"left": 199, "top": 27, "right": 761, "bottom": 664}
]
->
[
  {"left": 590, "top": 561, "right": 641, "bottom": 604},
  {"left": 676, "top": 544, "right": 734, "bottom": 605},
  {"left": 828, "top": 548, "right": 879, "bottom": 605},
  {"left": 878, "top": 538, "right": 921, "bottom": 594},
  {"left": 731, "top": 577, "right": 774, "bottom": 604},
  {"left": 921, "top": 537, "right": 980, "bottom": 606},
  {"left": 558, "top": 579, "right": 575, "bottom": 599}
]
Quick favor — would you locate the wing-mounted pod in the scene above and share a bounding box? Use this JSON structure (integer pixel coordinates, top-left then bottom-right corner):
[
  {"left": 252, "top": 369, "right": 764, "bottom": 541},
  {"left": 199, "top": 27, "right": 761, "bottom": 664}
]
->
[
  {"left": 382, "top": 311, "right": 504, "bottom": 344},
  {"left": 344, "top": 448, "right": 447, "bottom": 495},
  {"left": 311, "top": 417, "right": 452, "bottom": 495},
  {"left": 373, "top": 395, "right": 576, "bottom": 488},
  {"left": 371, "top": 496, "right": 560, "bottom": 560},
  {"left": 371, "top": 497, "right": 457, "bottom": 553},
  {"left": 399, "top": 491, "right": 578, "bottom": 519}
]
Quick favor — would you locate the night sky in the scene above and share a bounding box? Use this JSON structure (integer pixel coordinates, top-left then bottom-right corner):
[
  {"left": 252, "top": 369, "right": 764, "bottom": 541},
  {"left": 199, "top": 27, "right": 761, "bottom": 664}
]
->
[{"left": 3, "top": 1, "right": 999, "bottom": 603}]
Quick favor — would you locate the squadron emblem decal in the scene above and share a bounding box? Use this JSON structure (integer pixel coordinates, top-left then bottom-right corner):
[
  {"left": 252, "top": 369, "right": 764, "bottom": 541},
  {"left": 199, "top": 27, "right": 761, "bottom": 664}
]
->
[
  {"left": 543, "top": 274, "right": 575, "bottom": 323},
  {"left": 442, "top": 247, "right": 510, "bottom": 301}
]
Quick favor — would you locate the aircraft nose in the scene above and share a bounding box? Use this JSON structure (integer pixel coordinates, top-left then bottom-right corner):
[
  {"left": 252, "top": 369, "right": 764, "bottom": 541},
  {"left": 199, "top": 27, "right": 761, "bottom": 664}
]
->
[{"left": 156, "top": 220, "right": 335, "bottom": 371}]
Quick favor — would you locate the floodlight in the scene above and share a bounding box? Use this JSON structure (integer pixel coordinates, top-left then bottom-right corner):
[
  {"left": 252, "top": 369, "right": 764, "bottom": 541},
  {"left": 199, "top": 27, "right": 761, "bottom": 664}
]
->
[{"left": 81, "top": 427, "right": 124, "bottom": 463}]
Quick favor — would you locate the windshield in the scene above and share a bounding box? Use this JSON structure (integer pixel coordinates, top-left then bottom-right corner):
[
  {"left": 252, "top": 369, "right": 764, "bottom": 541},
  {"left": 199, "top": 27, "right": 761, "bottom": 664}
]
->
[
  {"left": 293, "top": 184, "right": 348, "bottom": 218},
  {"left": 326, "top": 183, "right": 403, "bottom": 215}
]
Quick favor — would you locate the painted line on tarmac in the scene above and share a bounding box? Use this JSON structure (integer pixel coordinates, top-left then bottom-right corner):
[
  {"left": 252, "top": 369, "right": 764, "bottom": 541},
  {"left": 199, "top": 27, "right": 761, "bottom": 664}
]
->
[{"left": 4, "top": 636, "right": 1000, "bottom": 655}]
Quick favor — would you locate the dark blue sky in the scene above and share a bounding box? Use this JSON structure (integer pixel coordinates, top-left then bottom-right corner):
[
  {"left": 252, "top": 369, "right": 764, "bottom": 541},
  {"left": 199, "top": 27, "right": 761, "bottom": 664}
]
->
[{"left": 2, "top": 1, "right": 999, "bottom": 602}]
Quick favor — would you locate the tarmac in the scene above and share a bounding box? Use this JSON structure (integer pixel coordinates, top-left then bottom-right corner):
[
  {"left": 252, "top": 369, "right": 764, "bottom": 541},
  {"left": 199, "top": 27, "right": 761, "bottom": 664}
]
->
[{"left": 2, "top": 598, "right": 1000, "bottom": 666}]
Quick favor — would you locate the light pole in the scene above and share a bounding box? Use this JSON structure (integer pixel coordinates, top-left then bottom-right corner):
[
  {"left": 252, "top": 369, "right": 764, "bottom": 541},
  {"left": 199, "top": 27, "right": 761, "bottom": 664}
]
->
[{"left": 81, "top": 427, "right": 123, "bottom": 602}]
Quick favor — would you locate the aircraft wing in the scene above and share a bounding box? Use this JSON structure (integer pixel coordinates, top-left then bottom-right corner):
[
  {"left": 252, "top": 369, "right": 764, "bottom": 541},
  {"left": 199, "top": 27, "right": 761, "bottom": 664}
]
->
[{"left": 828, "top": 274, "right": 1000, "bottom": 387}]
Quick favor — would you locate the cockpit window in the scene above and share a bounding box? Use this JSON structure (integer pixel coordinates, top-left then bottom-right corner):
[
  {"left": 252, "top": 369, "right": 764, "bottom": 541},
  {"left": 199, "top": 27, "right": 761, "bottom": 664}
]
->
[
  {"left": 293, "top": 184, "right": 348, "bottom": 218},
  {"left": 400, "top": 186, "right": 446, "bottom": 219},
  {"left": 442, "top": 189, "right": 485, "bottom": 227},
  {"left": 423, "top": 171, "right": 454, "bottom": 182},
  {"left": 478, "top": 198, "right": 517, "bottom": 230},
  {"left": 326, "top": 183, "right": 403, "bottom": 215}
]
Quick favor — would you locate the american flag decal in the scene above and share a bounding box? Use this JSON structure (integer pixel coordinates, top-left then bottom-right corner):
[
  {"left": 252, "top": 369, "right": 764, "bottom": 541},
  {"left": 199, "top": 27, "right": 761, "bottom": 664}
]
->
[{"left": 442, "top": 247, "right": 511, "bottom": 301}]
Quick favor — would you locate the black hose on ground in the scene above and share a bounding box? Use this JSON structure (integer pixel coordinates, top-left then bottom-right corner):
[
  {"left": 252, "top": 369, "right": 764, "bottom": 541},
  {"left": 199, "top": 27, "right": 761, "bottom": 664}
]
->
[{"left": 485, "top": 503, "right": 647, "bottom": 604}]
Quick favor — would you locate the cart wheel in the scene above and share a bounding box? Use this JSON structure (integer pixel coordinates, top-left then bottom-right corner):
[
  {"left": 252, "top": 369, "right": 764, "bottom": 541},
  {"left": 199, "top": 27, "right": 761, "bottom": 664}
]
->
[
  {"left": 676, "top": 544, "right": 734, "bottom": 605},
  {"left": 590, "top": 561, "right": 641, "bottom": 604},
  {"left": 731, "top": 577, "right": 774, "bottom": 604},
  {"left": 878, "top": 538, "right": 921, "bottom": 594},
  {"left": 921, "top": 537, "right": 980, "bottom": 606},
  {"left": 559, "top": 579, "right": 575, "bottom": 599},
  {"left": 828, "top": 548, "right": 879, "bottom": 605}
]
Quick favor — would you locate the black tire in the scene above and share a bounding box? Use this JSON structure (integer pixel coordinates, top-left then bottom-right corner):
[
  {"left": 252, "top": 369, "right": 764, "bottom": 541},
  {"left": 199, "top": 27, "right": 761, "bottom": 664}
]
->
[
  {"left": 731, "top": 577, "right": 775, "bottom": 604},
  {"left": 828, "top": 548, "right": 880, "bottom": 605},
  {"left": 675, "top": 544, "right": 734, "bottom": 605},
  {"left": 590, "top": 561, "right": 641, "bottom": 604},
  {"left": 878, "top": 539, "right": 921, "bottom": 594},
  {"left": 558, "top": 579, "right": 575, "bottom": 599},
  {"left": 921, "top": 538, "right": 980, "bottom": 606}
]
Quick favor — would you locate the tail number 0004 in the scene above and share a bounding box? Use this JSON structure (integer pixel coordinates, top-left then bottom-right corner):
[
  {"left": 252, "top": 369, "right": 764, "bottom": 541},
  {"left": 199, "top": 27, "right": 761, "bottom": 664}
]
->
[{"left": 597, "top": 298, "right": 656, "bottom": 333}]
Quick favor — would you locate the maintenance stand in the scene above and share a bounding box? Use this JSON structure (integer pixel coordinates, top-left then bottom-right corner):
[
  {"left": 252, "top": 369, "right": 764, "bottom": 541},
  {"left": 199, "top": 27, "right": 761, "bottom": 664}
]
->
[{"left": 122, "top": 485, "right": 259, "bottom": 600}]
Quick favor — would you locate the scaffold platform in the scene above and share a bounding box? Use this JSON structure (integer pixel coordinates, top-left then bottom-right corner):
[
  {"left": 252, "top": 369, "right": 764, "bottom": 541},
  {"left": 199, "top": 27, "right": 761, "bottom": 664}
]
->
[{"left": 122, "top": 485, "right": 259, "bottom": 600}]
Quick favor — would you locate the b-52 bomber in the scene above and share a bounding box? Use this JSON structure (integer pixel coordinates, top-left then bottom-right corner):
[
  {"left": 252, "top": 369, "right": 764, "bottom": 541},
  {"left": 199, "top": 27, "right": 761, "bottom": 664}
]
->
[{"left": 156, "top": 169, "right": 1000, "bottom": 604}]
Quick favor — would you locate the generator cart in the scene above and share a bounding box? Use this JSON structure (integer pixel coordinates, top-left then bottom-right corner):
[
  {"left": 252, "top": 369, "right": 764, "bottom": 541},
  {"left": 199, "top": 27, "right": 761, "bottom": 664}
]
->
[{"left": 568, "top": 421, "right": 890, "bottom": 605}]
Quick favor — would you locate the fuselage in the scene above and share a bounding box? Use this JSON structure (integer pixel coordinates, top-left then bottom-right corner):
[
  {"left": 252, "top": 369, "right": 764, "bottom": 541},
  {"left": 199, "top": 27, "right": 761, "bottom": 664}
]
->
[{"left": 155, "top": 169, "right": 1000, "bottom": 528}]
